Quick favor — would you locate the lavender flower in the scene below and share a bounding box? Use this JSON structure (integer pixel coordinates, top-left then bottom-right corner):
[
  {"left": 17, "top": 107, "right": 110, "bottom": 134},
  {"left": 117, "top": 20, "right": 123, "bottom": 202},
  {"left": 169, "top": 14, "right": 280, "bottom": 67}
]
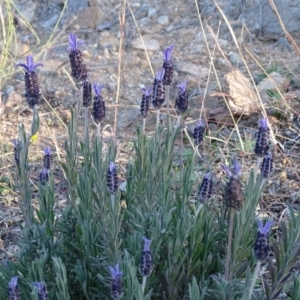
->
[
  {"left": 43, "top": 147, "right": 52, "bottom": 170},
  {"left": 13, "top": 139, "right": 21, "bottom": 166},
  {"left": 254, "top": 219, "right": 273, "bottom": 261},
  {"left": 193, "top": 120, "right": 205, "bottom": 146},
  {"left": 222, "top": 157, "right": 244, "bottom": 210},
  {"left": 261, "top": 151, "right": 273, "bottom": 179},
  {"left": 108, "top": 264, "right": 123, "bottom": 300},
  {"left": 33, "top": 282, "right": 48, "bottom": 300},
  {"left": 152, "top": 69, "right": 165, "bottom": 109},
  {"left": 162, "top": 45, "right": 174, "bottom": 85},
  {"left": 16, "top": 55, "right": 43, "bottom": 108},
  {"left": 140, "top": 87, "right": 152, "bottom": 118},
  {"left": 8, "top": 277, "right": 20, "bottom": 300},
  {"left": 197, "top": 172, "right": 213, "bottom": 204},
  {"left": 92, "top": 83, "right": 106, "bottom": 124},
  {"left": 175, "top": 81, "right": 188, "bottom": 114},
  {"left": 68, "top": 33, "right": 87, "bottom": 82},
  {"left": 255, "top": 118, "right": 270, "bottom": 157},
  {"left": 82, "top": 80, "right": 92, "bottom": 107},
  {"left": 139, "top": 237, "right": 153, "bottom": 277},
  {"left": 107, "top": 162, "right": 118, "bottom": 194},
  {"left": 39, "top": 168, "right": 49, "bottom": 185}
]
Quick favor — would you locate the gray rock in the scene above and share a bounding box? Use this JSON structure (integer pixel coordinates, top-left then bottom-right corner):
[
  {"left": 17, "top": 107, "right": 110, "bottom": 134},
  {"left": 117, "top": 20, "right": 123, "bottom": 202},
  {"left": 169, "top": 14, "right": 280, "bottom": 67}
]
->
[
  {"left": 148, "top": 7, "right": 157, "bottom": 17},
  {"left": 157, "top": 15, "right": 169, "bottom": 25},
  {"left": 199, "top": 0, "right": 300, "bottom": 40},
  {"left": 177, "top": 62, "right": 209, "bottom": 79},
  {"left": 131, "top": 35, "right": 160, "bottom": 51}
]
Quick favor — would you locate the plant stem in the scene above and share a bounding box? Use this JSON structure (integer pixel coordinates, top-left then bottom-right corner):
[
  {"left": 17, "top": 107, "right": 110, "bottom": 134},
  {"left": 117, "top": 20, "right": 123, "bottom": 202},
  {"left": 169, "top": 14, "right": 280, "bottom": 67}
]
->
[
  {"left": 84, "top": 107, "right": 89, "bottom": 145},
  {"left": 96, "top": 123, "right": 101, "bottom": 137},
  {"left": 253, "top": 157, "right": 262, "bottom": 182},
  {"left": 165, "top": 85, "right": 170, "bottom": 116},
  {"left": 225, "top": 208, "right": 235, "bottom": 280},
  {"left": 248, "top": 261, "right": 261, "bottom": 300},
  {"left": 142, "top": 117, "right": 146, "bottom": 134},
  {"left": 142, "top": 276, "right": 147, "bottom": 294},
  {"left": 156, "top": 109, "right": 160, "bottom": 128}
]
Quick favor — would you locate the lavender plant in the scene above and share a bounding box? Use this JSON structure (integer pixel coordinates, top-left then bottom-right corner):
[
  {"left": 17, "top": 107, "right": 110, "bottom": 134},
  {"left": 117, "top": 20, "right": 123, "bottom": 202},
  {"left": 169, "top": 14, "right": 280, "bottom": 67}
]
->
[{"left": 3, "top": 28, "right": 300, "bottom": 300}]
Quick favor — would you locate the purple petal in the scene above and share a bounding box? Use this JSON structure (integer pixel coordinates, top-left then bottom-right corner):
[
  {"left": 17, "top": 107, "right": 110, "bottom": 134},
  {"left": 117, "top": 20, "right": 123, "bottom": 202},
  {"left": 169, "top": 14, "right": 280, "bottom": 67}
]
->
[
  {"left": 93, "top": 83, "right": 104, "bottom": 96},
  {"left": 196, "top": 120, "right": 205, "bottom": 128},
  {"left": 109, "top": 161, "right": 116, "bottom": 172},
  {"left": 204, "top": 172, "right": 211, "bottom": 179},
  {"left": 155, "top": 68, "right": 165, "bottom": 81},
  {"left": 163, "top": 44, "right": 175, "bottom": 62},
  {"left": 257, "top": 219, "right": 273, "bottom": 234},
  {"left": 142, "top": 87, "right": 152, "bottom": 97},
  {"left": 142, "top": 236, "right": 151, "bottom": 251},
  {"left": 16, "top": 55, "right": 43, "bottom": 71},
  {"left": 108, "top": 264, "right": 123, "bottom": 279},
  {"left": 68, "top": 33, "right": 84, "bottom": 51},
  {"left": 258, "top": 118, "right": 269, "bottom": 130},
  {"left": 222, "top": 164, "right": 232, "bottom": 177},
  {"left": 9, "top": 276, "right": 18, "bottom": 289},
  {"left": 232, "top": 157, "right": 241, "bottom": 175},
  {"left": 177, "top": 81, "right": 188, "bottom": 94},
  {"left": 44, "top": 147, "right": 51, "bottom": 155}
]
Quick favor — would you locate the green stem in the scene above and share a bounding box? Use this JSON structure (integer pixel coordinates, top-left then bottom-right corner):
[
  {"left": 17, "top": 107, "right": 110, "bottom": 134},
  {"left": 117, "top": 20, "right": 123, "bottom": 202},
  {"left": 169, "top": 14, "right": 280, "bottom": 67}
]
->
[
  {"left": 142, "top": 117, "right": 146, "bottom": 134},
  {"left": 225, "top": 208, "right": 235, "bottom": 280},
  {"left": 165, "top": 85, "right": 170, "bottom": 116},
  {"left": 248, "top": 261, "right": 261, "bottom": 300},
  {"left": 84, "top": 107, "right": 89, "bottom": 145},
  {"left": 156, "top": 109, "right": 160, "bottom": 128},
  {"left": 142, "top": 276, "right": 147, "bottom": 294}
]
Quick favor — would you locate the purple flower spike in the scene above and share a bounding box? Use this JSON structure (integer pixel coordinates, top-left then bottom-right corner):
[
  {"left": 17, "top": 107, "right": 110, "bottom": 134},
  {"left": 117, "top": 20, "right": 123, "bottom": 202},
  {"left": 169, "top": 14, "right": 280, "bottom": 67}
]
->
[
  {"left": 92, "top": 84, "right": 106, "bottom": 124},
  {"left": 139, "top": 237, "right": 153, "bottom": 277},
  {"left": 68, "top": 33, "right": 84, "bottom": 51},
  {"left": 68, "top": 33, "right": 87, "bottom": 81},
  {"left": 222, "top": 157, "right": 244, "bottom": 210},
  {"left": 108, "top": 264, "right": 123, "bottom": 300},
  {"left": 255, "top": 117, "right": 270, "bottom": 157},
  {"left": 16, "top": 55, "right": 43, "bottom": 72},
  {"left": 17, "top": 55, "right": 43, "bottom": 108},
  {"left": 152, "top": 69, "right": 165, "bottom": 109},
  {"left": 107, "top": 162, "right": 118, "bottom": 194},
  {"left": 93, "top": 83, "right": 104, "bottom": 96},
  {"left": 163, "top": 45, "right": 174, "bottom": 85},
  {"left": 163, "top": 44, "right": 175, "bottom": 62},
  {"left": 43, "top": 147, "right": 52, "bottom": 170},
  {"left": 255, "top": 219, "right": 273, "bottom": 261},
  {"left": 140, "top": 87, "right": 152, "bottom": 118},
  {"left": 193, "top": 120, "right": 205, "bottom": 146},
  {"left": 175, "top": 81, "right": 189, "bottom": 114},
  {"left": 198, "top": 172, "right": 213, "bottom": 204}
]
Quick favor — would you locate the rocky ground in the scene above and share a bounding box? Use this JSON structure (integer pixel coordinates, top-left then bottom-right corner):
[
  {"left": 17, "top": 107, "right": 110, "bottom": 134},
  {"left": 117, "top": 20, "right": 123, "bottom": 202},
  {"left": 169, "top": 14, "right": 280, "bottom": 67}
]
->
[{"left": 1, "top": 0, "right": 300, "bottom": 256}]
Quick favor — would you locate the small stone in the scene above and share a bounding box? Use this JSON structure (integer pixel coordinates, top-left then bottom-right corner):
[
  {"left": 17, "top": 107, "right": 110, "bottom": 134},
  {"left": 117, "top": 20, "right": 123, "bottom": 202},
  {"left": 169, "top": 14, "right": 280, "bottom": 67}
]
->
[
  {"left": 131, "top": 35, "right": 160, "bottom": 51},
  {"left": 229, "top": 52, "right": 243, "bottom": 66},
  {"left": 148, "top": 7, "right": 157, "bottom": 17},
  {"left": 72, "top": 6, "right": 104, "bottom": 29},
  {"left": 257, "top": 72, "right": 290, "bottom": 93},
  {"left": 157, "top": 15, "right": 169, "bottom": 25},
  {"left": 177, "top": 62, "right": 209, "bottom": 79}
]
